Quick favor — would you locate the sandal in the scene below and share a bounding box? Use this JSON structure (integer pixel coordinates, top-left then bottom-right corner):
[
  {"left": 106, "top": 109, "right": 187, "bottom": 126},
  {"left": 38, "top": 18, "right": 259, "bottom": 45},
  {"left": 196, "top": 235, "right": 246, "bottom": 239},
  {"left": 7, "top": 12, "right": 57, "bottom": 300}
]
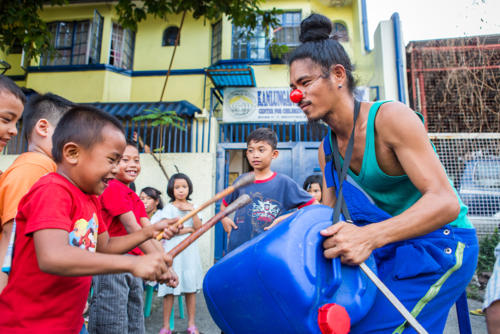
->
[
  {"left": 158, "top": 328, "right": 172, "bottom": 334},
  {"left": 469, "top": 308, "right": 484, "bottom": 316},
  {"left": 187, "top": 325, "right": 199, "bottom": 334}
]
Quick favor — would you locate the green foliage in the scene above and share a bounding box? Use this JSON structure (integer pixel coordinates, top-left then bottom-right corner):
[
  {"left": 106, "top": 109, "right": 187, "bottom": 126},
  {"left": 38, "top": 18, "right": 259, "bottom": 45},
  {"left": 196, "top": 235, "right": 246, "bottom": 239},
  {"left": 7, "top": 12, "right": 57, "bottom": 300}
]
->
[
  {"left": 115, "top": 0, "right": 281, "bottom": 33},
  {"left": 1, "top": 0, "right": 281, "bottom": 63},
  {"left": 0, "top": 0, "right": 66, "bottom": 61},
  {"left": 269, "top": 39, "right": 289, "bottom": 59},
  {"left": 477, "top": 228, "right": 500, "bottom": 274},
  {"left": 132, "top": 108, "right": 185, "bottom": 130}
]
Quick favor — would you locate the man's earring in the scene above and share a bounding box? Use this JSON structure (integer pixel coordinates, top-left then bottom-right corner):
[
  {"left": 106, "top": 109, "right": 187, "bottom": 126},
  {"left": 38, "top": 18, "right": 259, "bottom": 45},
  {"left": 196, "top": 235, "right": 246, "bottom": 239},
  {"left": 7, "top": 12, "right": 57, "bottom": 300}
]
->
[{"left": 338, "top": 84, "right": 342, "bottom": 89}]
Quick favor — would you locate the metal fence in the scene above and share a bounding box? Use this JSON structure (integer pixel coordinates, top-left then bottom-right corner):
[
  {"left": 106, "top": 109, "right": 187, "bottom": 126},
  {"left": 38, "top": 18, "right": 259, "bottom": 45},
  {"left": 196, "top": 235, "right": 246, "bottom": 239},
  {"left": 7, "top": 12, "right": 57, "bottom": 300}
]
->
[
  {"left": 429, "top": 133, "right": 500, "bottom": 237},
  {"left": 219, "top": 121, "right": 328, "bottom": 143},
  {"left": 2, "top": 117, "right": 212, "bottom": 155}
]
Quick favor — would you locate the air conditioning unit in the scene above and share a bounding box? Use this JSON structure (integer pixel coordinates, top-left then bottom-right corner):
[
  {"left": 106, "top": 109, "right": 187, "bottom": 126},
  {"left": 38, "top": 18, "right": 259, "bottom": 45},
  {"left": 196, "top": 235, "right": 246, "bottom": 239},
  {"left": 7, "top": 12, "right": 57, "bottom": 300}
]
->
[{"left": 318, "top": 0, "right": 352, "bottom": 7}]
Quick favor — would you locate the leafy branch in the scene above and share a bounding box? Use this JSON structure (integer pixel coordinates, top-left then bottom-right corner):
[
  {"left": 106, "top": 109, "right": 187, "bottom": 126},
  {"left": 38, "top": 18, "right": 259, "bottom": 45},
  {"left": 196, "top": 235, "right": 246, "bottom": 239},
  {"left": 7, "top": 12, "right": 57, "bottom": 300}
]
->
[{"left": 132, "top": 108, "right": 186, "bottom": 180}]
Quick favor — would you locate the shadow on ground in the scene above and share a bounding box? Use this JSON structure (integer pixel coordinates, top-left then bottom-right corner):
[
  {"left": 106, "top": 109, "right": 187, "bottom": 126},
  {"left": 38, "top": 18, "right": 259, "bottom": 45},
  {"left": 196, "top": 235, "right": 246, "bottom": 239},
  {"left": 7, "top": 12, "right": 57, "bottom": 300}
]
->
[{"left": 145, "top": 291, "right": 487, "bottom": 334}]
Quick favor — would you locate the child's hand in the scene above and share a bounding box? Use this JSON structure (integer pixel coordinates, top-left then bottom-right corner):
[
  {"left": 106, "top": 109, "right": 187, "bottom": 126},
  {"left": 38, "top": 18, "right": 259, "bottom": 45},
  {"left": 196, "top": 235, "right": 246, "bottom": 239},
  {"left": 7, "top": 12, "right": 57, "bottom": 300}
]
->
[
  {"left": 165, "top": 267, "right": 179, "bottom": 288},
  {"left": 145, "top": 218, "right": 178, "bottom": 239},
  {"left": 131, "top": 253, "right": 169, "bottom": 281},
  {"left": 160, "top": 218, "right": 184, "bottom": 240},
  {"left": 221, "top": 217, "right": 237, "bottom": 233}
]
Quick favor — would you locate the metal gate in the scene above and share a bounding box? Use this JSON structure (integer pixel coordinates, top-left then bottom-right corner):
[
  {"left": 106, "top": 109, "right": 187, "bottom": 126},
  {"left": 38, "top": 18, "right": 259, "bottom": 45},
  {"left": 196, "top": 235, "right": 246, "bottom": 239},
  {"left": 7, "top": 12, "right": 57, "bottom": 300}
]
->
[{"left": 214, "top": 141, "right": 322, "bottom": 259}]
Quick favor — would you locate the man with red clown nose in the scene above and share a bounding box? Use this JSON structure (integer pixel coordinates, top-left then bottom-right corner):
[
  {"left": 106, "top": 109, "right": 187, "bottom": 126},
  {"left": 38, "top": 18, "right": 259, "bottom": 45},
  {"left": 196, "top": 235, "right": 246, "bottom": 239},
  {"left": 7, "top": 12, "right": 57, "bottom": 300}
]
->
[{"left": 287, "top": 13, "right": 478, "bottom": 334}]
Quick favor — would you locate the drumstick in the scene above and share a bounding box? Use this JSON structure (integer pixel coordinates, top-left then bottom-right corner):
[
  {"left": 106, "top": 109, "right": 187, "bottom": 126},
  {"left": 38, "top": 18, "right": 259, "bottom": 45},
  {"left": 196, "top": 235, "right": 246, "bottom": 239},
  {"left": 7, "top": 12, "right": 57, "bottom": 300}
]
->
[
  {"left": 168, "top": 194, "right": 251, "bottom": 258},
  {"left": 156, "top": 173, "right": 255, "bottom": 240}
]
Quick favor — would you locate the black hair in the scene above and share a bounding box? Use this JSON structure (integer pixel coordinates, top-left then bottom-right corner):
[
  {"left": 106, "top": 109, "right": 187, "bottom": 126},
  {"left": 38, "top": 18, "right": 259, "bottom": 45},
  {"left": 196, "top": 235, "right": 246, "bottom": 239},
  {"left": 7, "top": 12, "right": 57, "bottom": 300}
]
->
[
  {"left": 0, "top": 75, "right": 26, "bottom": 105},
  {"left": 303, "top": 174, "right": 323, "bottom": 191},
  {"left": 166, "top": 173, "right": 193, "bottom": 202},
  {"left": 23, "top": 93, "right": 75, "bottom": 141},
  {"left": 288, "top": 14, "right": 356, "bottom": 93},
  {"left": 141, "top": 186, "right": 164, "bottom": 210},
  {"left": 51, "top": 105, "right": 125, "bottom": 163},
  {"left": 246, "top": 127, "right": 278, "bottom": 150}
]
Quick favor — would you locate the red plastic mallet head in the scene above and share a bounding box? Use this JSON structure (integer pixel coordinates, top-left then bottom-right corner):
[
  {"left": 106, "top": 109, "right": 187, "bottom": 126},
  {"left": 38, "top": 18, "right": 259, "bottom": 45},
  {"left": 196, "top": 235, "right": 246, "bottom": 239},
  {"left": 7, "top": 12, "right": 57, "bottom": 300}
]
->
[
  {"left": 317, "top": 303, "right": 351, "bottom": 334},
  {"left": 290, "top": 89, "right": 303, "bottom": 103}
]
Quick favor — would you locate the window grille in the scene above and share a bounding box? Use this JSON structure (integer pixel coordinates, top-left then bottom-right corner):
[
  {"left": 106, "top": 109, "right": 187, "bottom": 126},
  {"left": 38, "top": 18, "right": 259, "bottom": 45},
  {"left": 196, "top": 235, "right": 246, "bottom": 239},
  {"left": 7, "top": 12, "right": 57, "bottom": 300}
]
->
[
  {"left": 211, "top": 21, "right": 222, "bottom": 64},
  {"left": 109, "top": 23, "right": 135, "bottom": 70},
  {"left": 162, "top": 26, "right": 180, "bottom": 46}
]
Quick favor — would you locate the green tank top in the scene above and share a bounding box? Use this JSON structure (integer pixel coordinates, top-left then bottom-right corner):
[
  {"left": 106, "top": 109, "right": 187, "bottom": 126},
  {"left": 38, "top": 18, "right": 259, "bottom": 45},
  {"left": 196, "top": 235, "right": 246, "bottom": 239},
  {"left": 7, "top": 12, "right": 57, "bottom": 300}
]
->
[{"left": 340, "top": 100, "right": 473, "bottom": 228}]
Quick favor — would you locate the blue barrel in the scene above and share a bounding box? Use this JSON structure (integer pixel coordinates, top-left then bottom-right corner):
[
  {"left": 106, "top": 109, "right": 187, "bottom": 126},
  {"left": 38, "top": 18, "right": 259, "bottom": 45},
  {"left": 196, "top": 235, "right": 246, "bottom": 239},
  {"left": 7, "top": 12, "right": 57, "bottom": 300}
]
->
[{"left": 204, "top": 205, "right": 378, "bottom": 334}]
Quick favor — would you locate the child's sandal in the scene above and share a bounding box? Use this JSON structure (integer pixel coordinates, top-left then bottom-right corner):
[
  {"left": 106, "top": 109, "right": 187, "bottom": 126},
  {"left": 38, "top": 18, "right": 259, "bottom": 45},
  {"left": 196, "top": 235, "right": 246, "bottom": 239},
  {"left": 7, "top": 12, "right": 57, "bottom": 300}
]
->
[
  {"left": 158, "top": 328, "right": 172, "bottom": 334},
  {"left": 187, "top": 325, "right": 199, "bottom": 334}
]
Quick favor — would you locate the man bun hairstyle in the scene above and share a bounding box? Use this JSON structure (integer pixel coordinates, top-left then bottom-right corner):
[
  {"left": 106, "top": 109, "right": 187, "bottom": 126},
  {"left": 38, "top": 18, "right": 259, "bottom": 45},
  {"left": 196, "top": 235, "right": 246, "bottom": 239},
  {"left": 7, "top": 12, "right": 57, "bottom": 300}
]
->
[
  {"left": 246, "top": 127, "right": 278, "bottom": 150},
  {"left": 51, "top": 105, "right": 124, "bottom": 163},
  {"left": 289, "top": 13, "right": 356, "bottom": 93}
]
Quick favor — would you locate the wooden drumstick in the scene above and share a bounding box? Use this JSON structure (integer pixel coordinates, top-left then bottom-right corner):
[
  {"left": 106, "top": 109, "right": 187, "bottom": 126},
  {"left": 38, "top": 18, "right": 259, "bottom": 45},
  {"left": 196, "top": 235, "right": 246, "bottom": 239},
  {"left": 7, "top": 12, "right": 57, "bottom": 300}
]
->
[
  {"left": 156, "top": 173, "right": 255, "bottom": 240},
  {"left": 168, "top": 194, "right": 252, "bottom": 258}
]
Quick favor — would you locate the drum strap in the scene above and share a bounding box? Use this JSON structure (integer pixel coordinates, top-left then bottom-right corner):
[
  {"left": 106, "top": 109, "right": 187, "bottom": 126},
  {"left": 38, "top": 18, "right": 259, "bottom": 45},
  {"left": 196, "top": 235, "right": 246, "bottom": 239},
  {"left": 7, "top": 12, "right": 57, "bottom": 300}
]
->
[{"left": 330, "top": 99, "right": 361, "bottom": 224}]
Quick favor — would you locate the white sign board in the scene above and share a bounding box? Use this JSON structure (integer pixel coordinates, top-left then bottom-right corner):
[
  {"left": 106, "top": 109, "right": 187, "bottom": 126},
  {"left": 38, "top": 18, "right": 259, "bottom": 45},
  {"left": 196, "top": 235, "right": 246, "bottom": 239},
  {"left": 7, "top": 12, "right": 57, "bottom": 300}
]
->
[{"left": 223, "top": 87, "right": 307, "bottom": 122}]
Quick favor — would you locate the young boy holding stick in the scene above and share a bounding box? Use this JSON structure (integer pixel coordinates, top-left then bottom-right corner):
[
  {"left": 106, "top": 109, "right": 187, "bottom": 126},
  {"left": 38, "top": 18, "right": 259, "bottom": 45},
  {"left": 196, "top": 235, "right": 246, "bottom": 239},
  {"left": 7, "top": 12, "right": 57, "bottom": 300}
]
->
[
  {"left": 221, "top": 127, "right": 316, "bottom": 253},
  {"left": 0, "top": 106, "right": 178, "bottom": 333}
]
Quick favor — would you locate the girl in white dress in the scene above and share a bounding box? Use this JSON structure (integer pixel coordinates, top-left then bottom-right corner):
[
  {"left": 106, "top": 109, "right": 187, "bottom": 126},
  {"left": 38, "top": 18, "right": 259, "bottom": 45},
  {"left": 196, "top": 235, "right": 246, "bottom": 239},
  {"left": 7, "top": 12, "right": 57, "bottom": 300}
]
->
[{"left": 157, "top": 173, "right": 202, "bottom": 334}]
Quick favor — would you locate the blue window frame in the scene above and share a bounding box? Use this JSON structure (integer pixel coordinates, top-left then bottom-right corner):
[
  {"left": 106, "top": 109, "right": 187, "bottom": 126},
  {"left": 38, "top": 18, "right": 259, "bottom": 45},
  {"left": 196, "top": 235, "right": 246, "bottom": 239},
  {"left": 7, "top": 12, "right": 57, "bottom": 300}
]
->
[
  {"left": 109, "top": 22, "right": 135, "bottom": 70},
  {"left": 332, "top": 21, "right": 349, "bottom": 42},
  {"left": 41, "top": 10, "right": 103, "bottom": 66},
  {"left": 211, "top": 21, "right": 222, "bottom": 64},
  {"left": 231, "top": 12, "right": 301, "bottom": 62},
  {"left": 232, "top": 17, "right": 270, "bottom": 61},
  {"left": 273, "top": 12, "right": 301, "bottom": 51},
  {"left": 163, "top": 26, "right": 180, "bottom": 46},
  {"left": 41, "top": 21, "right": 92, "bottom": 66}
]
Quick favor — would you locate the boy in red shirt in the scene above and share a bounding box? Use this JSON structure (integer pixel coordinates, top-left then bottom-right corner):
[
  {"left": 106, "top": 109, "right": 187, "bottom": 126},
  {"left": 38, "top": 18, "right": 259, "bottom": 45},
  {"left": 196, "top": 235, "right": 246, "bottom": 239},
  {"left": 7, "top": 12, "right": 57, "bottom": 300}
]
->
[
  {"left": 0, "top": 93, "right": 74, "bottom": 292},
  {"left": 0, "top": 106, "right": 178, "bottom": 334},
  {"left": 89, "top": 141, "right": 165, "bottom": 334}
]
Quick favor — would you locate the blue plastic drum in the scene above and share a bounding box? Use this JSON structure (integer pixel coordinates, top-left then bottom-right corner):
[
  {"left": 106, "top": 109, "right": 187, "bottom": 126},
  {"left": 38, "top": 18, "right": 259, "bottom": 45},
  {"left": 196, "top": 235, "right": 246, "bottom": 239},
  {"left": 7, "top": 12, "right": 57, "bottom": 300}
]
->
[{"left": 203, "top": 205, "right": 378, "bottom": 334}]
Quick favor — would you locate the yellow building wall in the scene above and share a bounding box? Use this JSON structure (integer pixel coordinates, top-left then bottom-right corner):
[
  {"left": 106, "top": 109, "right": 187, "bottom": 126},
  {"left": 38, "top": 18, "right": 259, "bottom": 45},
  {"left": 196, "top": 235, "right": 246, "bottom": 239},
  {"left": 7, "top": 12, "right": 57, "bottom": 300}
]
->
[
  {"left": 134, "top": 15, "right": 212, "bottom": 71},
  {"left": 2, "top": 0, "right": 375, "bottom": 103},
  {"left": 0, "top": 52, "right": 25, "bottom": 77},
  {"left": 26, "top": 71, "right": 106, "bottom": 102}
]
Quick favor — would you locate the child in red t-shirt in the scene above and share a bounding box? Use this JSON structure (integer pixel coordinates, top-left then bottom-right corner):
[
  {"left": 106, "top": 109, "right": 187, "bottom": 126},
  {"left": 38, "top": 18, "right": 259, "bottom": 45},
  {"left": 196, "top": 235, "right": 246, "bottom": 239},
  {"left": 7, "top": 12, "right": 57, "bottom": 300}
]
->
[
  {"left": 0, "top": 106, "right": 178, "bottom": 334},
  {"left": 88, "top": 141, "right": 166, "bottom": 334}
]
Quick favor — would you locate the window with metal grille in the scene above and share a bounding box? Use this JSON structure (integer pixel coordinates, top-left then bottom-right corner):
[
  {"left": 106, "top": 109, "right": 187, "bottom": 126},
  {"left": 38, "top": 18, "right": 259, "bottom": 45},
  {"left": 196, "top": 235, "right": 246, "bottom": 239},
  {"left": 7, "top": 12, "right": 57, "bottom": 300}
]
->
[
  {"left": 41, "top": 21, "right": 93, "bottom": 66},
  {"left": 232, "top": 17, "right": 270, "bottom": 60},
  {"left": 211, "top": 21, "right": 222, "bottom": 64},
  {"left": 162, "top": 26, "right": 180, "bottom": 46},
  {"left": 109, "top": 23, "right": 135, "bottom": 70},
  {"left": 273, "top": 12, "right": 301, "bottom": 52},
  {"left": 332, "top": 21, "right": 349, "bottom": 42}
]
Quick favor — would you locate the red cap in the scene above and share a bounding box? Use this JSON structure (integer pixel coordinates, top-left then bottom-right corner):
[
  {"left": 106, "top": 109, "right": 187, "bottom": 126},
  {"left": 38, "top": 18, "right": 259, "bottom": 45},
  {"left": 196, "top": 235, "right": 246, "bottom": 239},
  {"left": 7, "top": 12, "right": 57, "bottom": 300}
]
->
[
  {"left": 317, "top": 303, "right": 351, "bottom": 334},
  {"left": 290, "top": 89, "right": 303, "bottom": 103}
]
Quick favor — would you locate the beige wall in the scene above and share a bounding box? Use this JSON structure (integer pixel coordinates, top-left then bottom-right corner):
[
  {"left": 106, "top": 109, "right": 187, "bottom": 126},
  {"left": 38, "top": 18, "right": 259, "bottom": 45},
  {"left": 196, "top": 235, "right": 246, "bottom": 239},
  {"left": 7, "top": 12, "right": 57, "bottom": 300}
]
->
[{"left": 0, "top": 152, "right": 217, "bottom": 273}]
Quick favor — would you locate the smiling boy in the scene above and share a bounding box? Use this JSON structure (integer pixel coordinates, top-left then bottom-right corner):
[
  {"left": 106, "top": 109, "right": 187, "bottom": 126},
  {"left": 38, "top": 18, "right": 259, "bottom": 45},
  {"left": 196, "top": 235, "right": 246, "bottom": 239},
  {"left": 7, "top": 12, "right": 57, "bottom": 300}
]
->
[
  {"left": 0, "top": 76, "right": 24, "bottom": 155},
  {"left": 0, "top": 106, "right": 177, "bottom": 333},
  {"left": 220, "top": 128, "right": 315, "bottom": 253},
  {"left": 0, "top": 93, "right": 74, "bottom": 292}
]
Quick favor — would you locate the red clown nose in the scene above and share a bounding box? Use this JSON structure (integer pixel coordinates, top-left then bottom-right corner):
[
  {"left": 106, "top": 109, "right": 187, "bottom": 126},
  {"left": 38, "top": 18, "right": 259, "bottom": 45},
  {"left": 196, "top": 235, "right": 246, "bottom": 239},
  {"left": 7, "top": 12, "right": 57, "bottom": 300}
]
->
[{"left": 290, "top": 89, "right": 303, "bottom": 103}]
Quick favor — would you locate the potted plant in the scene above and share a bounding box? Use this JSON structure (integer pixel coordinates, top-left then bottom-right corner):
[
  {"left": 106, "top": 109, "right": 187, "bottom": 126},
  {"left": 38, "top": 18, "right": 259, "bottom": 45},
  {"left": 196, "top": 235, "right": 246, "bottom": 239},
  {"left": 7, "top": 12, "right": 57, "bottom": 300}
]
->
[{"left": 269, "top": 39, "right": 289, "bottom": 64}]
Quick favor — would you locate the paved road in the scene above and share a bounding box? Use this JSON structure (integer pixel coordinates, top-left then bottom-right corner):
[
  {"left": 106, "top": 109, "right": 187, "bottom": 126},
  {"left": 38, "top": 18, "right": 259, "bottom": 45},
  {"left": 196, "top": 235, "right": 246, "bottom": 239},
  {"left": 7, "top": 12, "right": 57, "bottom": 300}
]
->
[{"left": 145, "top": 292, "right": 487, "bottom": 334}]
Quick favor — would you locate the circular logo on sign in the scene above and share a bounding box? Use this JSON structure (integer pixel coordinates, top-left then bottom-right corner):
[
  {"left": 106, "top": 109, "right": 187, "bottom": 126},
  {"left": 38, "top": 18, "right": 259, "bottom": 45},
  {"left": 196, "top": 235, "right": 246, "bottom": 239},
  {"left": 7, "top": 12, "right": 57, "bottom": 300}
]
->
[{"left": 227, "top": 89, "right": 256, "bottom": 119}]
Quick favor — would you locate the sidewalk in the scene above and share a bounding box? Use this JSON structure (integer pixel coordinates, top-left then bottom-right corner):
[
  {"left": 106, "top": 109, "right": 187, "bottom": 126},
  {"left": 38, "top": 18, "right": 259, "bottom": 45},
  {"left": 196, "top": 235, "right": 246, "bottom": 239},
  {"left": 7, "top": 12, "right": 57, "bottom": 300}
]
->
[{"left": 145, "top": 292, "right": 487, "bottom": 334}]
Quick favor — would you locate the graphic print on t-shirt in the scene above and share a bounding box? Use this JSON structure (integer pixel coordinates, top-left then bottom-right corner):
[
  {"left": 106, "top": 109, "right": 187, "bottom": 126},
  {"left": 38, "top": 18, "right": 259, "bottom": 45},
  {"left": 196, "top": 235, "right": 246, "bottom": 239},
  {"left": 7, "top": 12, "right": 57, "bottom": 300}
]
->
[
  {"left": 69, "top": 213, "right": 98, "bottom": 252},
  {"left": 250, "top": 193, "right": 282, "bottom": 235}
]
